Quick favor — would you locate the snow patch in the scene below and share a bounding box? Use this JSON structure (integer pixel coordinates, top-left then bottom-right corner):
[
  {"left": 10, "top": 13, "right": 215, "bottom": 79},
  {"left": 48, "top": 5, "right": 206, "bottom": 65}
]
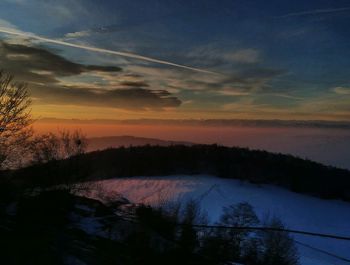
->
[{"left": 93, "top": 175, "right": 350, "bottom": 265}]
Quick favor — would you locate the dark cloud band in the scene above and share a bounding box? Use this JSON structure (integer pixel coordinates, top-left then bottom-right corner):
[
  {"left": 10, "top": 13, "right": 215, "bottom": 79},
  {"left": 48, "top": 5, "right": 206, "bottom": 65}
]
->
[{"left": 0, "top": 40, "right": 182, "bottom": 110}]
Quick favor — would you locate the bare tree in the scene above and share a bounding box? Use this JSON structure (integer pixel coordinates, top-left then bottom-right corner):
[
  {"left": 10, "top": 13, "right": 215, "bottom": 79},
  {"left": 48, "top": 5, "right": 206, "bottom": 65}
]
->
[
  {"left": 30, "top": 132, "right": 61, "bottom": 164},
  {"left": 60, "top": 129, "right": 87, "bottom": 158},
  {"left": 218, "top": 202, "right": 260, "bottom": 260},
  {"left": 219, "top": 202, "right": 259, "bottom": 241},
  {"left": 0, "top": 70, "right": 32, "bottom": 169},
  {"left": 261, "top": 215, "right": 299, "bottom": 265},
  {"left": 30, "top": 130, "right": 88, "bottom": 164}
]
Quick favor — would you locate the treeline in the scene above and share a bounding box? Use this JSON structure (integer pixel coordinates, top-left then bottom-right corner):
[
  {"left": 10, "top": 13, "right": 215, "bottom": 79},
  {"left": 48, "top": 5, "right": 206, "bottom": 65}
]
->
[
  {"left": 10, "top": 145, "right": 350, "bottom": 201},
  {"left": 0, "top": 188, "right": 298, "bottom": 265},
  {"left": 128, "top": 201, "right": 298, "bottom": 265}
]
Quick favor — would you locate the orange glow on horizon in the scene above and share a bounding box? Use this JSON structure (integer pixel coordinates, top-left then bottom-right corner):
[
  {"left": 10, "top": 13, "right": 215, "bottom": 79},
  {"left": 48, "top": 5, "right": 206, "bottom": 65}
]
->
[{"left": 33, "top": 120, "right": 349, "bottom": 145}]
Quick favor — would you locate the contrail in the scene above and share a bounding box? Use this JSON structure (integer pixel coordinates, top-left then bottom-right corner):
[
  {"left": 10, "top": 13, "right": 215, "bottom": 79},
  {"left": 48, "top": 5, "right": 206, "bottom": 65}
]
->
[
  {"left": 277, "top": 7, "right": 350, "bottom": 18},
  {"left": 0, "top": 27, "right": 220, "bottom": 75}
]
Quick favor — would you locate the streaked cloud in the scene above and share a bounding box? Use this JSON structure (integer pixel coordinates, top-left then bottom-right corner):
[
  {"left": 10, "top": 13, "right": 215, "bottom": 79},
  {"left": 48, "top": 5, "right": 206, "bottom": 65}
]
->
[
  {"left": 186, "top": 45, "right": 261, "bottom": 65},
  {"left": 217, "top": 89, "right": 251, "bottom": 96},
  {"left": 64, "top": 30, "right": 91, "bottom": 39},
  {"left": 0, "top": 41, "right": 121, "bottom": 77},
  {"left": 32, "top": 86, "right": 181, "bottom": 110},
  {"left": 0, "top": 26, "right": 219, "bottom": 75},
  {"left": 0, "top": 1, "right": 349, "bottom": 121},
  {"left": 0, "top": 40, "right": 182, "bottom": 110},
  {"left": 0, "top": 18, "right": 18, "bottom": 29},
  {"left": 277, "top": 7, "right": 350, "bottom": 18},
  {"left": 225, "top": 49, "right": 260, "bottom": 64},
  {"left": 333, "top": 86, "right": 350, "bottom": 95},
  {"left": 127, "top": 64, "right": 284, "bottom": 95}
]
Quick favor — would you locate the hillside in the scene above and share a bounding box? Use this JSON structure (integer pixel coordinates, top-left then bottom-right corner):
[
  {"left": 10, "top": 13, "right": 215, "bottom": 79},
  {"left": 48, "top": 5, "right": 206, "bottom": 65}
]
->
[
  {"left": 3, "top": 145, "right": 350, "bottom": 265},
  {"left": 92, "top": 175, "right": 350, "bottom": 265},
  {"left": 11, "top": 144, "right": 350, "bottom": 201}
]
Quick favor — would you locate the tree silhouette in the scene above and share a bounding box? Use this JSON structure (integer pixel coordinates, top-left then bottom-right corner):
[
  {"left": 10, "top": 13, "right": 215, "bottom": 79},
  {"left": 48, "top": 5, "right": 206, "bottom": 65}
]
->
[
  {"left": 0, "top": 70, "right": 32, "bottom": 169},
  {"left": 261, "top": 216, "right": 299, "bottom": 265},
  {"left": 219, "top": 202, "right": 260, "bottom": 260}
]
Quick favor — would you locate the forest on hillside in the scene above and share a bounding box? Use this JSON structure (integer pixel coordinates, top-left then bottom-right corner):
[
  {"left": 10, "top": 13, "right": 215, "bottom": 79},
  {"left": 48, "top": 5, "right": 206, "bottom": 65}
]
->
[{"left": 8, "top": 144, "right": 350, "bottom": 201}]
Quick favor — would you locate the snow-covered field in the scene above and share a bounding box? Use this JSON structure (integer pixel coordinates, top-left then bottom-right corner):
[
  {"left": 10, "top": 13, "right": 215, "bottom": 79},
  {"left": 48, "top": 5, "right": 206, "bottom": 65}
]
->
[{"left": 93, "top": 175, "right": 350, "bottom": 265}]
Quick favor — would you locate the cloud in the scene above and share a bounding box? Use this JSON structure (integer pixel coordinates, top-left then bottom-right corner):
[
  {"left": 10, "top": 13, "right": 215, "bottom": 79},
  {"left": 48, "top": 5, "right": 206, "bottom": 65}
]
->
[
  {"left": 3, "top": 1, "right": 90, "bottom": 23},
  {"left": 2, "top": 0, "right": 29, "bottom": 5},
  {"left": 0, "top": 40, "right": 182, "bottom": 110},
  {"left": 0, "top": 26, "right": 219, "bottom": 75},
  {"left": 267, "top": 93, "right": 304, "bottom": 100},
  {"left": 190, "top": 68, "right": 285, "bottom": 92},
  {"left": 0, "top": 19, "right": 18, "bottom": 29},
  {"left": 0, "top": 41, "right": 121, "bottom": 78},
  {"left": 0, "top": 25, "right": 288, "bottom": 113},
  {"left": 186, "top": 45, "right": 261, "bottom": 65},
  {"left": 217, "top": 89, "right": 251, "bottom": 96},
  {"left": 277, "top": 7, "right": 350, "bottom": 18},
  {"left": 225, "top": 49, "right": 260, "bottom": 64},
  {"left": 64, "top": 30, "right": 91, "bottom": 39},
  {"left": 333, "top": 86, "right": 350, "bottom": 95},
  {"left": 0, "top": 19, "right": 34, "bottom": 45},
  {"left": 32, "top": 86, "right": 181, "bottom": 110},
  {"left": 119, "top": 81, "right": 149, "bottom": 87},
  {"left": 62, "top": 24, "right": 124, "bottom": 40},
  {"left": 125, "top": 63, "right": 285, "bottom": 108}
]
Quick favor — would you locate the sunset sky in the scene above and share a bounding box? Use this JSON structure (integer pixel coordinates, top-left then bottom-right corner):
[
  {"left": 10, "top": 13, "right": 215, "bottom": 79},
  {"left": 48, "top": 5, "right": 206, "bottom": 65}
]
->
[{"left": 0, "top": 0, "right": 350, "bottom": 122}]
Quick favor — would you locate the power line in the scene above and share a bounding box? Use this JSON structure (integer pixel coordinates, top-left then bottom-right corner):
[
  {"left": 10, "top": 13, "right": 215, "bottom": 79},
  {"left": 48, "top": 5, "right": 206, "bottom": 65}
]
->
[
  {"left": 177, "top": 222, "right": 350, "bottom": 263},
  {"left": 181, "top": 223, "right": 350, "bottom": 241},
  {"left": 119, "top": 211, "right": 350, "bottom": 241},
  {"left": 295, "top": 240, "right": 350, "bottom": 263},
  {"left": 122, "top": 216, "right": 350, "bottom": 263},
  {"left": 93, "top": 211, "right": 350, "bottom": 263}
]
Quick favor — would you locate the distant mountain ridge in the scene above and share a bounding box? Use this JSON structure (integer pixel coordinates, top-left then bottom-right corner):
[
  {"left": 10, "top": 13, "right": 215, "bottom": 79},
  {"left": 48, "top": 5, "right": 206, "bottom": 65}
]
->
[
  {"left": 87, "top": 135, "right": 194, "bottom": 152},
  {"left": 39, "top": 118, "right": 350, "bottom": 129}
]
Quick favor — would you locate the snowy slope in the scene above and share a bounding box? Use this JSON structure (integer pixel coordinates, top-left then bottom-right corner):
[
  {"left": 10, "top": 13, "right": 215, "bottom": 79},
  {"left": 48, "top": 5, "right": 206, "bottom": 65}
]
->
[{"left": 93, "top": 175, "right": 350, "bottom": 265}]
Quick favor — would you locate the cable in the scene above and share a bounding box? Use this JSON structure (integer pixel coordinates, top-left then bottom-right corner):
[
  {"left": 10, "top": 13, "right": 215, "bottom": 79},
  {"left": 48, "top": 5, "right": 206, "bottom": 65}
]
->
[
  {"left": 120, "top": 213, "right": 350, "bottom": 241},
  {"left": 180, "top": 223, "right": 350, "bottom": 241},
  {"left": 90, "top": 210, "right": 350, "bottom": 263},
  {"left": 295, "top": 240, "right": 350, "bottom": 263},
  {"left": 123, "top": 216, "right": 350, "bottom": 263}
]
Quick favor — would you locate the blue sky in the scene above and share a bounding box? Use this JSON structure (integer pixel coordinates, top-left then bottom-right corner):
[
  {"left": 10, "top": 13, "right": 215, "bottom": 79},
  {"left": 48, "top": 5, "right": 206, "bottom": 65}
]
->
[{"left": 0, "top": 0, "right": 349, "bottom": 120}]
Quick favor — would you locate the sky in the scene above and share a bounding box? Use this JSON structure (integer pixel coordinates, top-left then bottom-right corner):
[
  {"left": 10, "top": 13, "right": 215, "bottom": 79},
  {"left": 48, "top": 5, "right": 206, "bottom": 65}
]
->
[{"left": 0, "top": 0, "right": 350, "bottom": 122}]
